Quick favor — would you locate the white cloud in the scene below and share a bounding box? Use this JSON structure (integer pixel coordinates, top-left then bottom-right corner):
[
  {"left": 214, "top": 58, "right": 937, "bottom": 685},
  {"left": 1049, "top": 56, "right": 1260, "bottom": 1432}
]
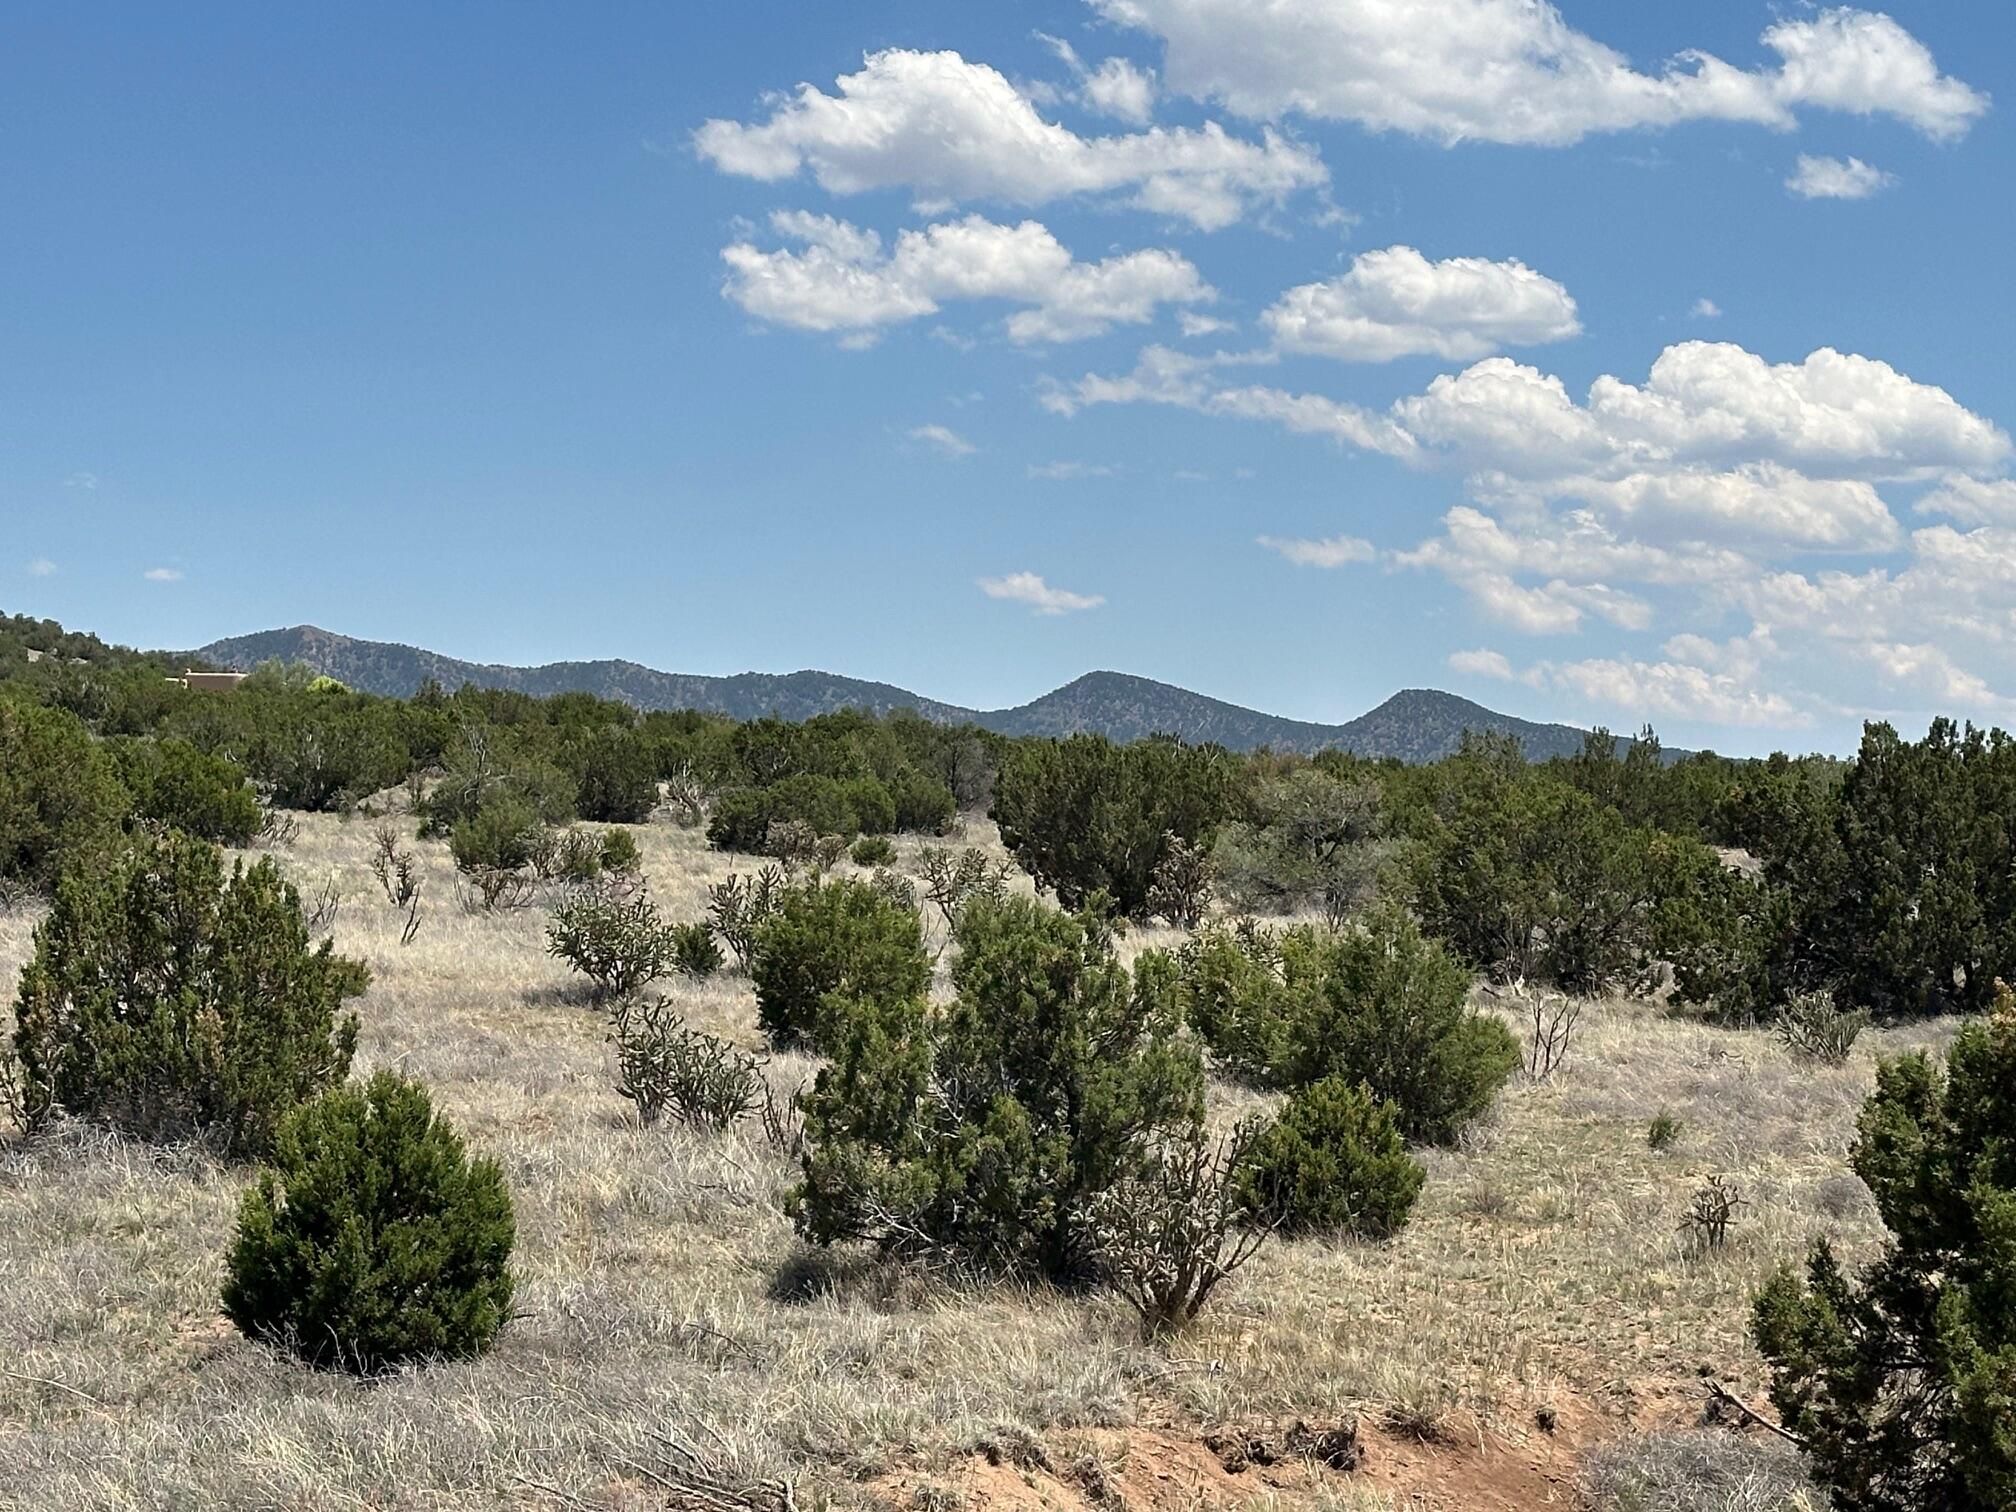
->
[
  {"left": 1092, "top": 1, "right": 1986, "bottom": 146},
  {"left": 1043, "top": 344, "right": 1420, "bottom": 459},
  {"left": 1917, "top": 475, "right": 2016, "bottom": 526},
  {"left": 1257, "top": 532, "right": 1375, "bottom": 567},
  {"left": 723, "top": 211, "right": 1213, "bottom": 344},
  {"left": 977, "top": 571, "right": 1105, "bottom": 614},
  {"left": 1036, "top": 34, "right": 1160, "bottom": 125},
  {"left": 63, "top": 471, "right": 97, "bottom": 490},
  {"left": 695, "top": 48, "right": 1324, "bottom": 229},
  {"left": 1691, "top": 297, "right": 1722, "bottom": 320},
  {"left": 1786, "top": 153, "right": 1896, "bottom": 200},
  {"left": 1448, "top": 648, "right": 1515, "bottom": 680},
  {"left": 1028, "top": 460, "right": 1117, "bottom": 480},
  {"left": 909, "top": 424, "right": 977, "bottom": 458},
  {"left": 1260, "top": 245, "right": 1580, "bottom": 362},
  {"left": 1542, "top": 654, "right": 1806, "bottom": 727},
  {"left": 144, "top": 567, "right": 183, "bottom": 582},
  {"left": 1397, "top": 343, "right": 2009, "bottom": 483},
  {"left": 26, "top": 558, "right": 56, "bottom": 577},
  {"left": 1176, "top": 310, "right": 1233, "bottom": 338}
]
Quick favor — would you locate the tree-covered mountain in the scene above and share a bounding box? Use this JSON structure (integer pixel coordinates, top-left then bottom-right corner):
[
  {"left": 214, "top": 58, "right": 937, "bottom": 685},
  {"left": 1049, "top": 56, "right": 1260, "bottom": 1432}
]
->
[{"left": 194, "top": 624, "right": 1652, "bottom": 762}]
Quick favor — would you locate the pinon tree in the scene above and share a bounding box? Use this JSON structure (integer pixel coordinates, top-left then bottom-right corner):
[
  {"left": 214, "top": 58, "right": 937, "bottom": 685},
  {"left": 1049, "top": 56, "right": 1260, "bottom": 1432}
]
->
[{"left": 1751, "top": 988, "right": 2016, "bottom": 1511}]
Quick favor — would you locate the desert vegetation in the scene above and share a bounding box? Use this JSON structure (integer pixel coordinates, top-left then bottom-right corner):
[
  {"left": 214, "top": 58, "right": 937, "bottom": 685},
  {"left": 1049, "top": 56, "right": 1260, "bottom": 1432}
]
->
[{"left": 0, "top": 617, "right": 2009, "bottom": 1509}]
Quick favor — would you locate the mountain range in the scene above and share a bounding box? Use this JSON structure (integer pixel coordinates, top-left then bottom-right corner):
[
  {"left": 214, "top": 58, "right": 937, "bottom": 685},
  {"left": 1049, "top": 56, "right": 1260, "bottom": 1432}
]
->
[{"left": 196, "top": 624, "right": 1650, "bottom": 763}]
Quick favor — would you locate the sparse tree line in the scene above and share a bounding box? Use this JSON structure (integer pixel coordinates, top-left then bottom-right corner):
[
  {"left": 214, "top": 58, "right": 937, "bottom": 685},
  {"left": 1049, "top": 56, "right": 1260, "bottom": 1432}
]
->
[{"left": 3, "top": 623, "right": 2014, "bottom": 1502}]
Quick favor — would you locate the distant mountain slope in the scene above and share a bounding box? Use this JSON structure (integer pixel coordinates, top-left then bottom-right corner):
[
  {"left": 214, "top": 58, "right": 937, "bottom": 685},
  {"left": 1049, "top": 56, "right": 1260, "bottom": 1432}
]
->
[
  {"left": 196, "top": 624, "right": 1650, "bottom": 763},
  {"left": 195, "top": 626, "right": 978, "bottom": 724}
]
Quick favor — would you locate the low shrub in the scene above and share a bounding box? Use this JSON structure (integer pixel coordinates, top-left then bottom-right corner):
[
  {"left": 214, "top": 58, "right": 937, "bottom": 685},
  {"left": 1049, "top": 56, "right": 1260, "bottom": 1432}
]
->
[
  {"left": 750, "top": 877, "right": 930, "bottom": 1050},
  {"left": 1177, "top": 908, "right": 1518, "bottom": 1145},
  {"left": 221, "top": 1071, "right": 515, "bottom": 1373},
  {"left": 670, "top": 920, "right": 723, "bottom": 978},
  {"left": 850, "top": 834, "right": 896, "bottom": 868},
  {"left": 1236, "top": 1077, "right": 1424, "bottom": 1239},
  {"left": 449, "top": 795, "right": 543, "bottom": 875},
  {"left": 545, "top": 889, "right": 680, "bottom": 999},
  {"left": 610, "top": 997, "right": 763, "bottom": 1130},
  {"left": 12, "top": 828, "right": 366, "bottom": 1156},
  {"left": 0, "top": 700, "right": 128, "bottom": 890},
  {"left": 599, "top": 827, "right": 642, "bottom": 877}
]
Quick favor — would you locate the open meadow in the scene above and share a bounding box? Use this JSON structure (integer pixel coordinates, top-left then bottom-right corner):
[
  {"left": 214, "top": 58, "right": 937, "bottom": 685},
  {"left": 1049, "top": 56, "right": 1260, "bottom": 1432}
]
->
[{"left": 0, "top": 806, "right": 1943, "bottom": 1512}]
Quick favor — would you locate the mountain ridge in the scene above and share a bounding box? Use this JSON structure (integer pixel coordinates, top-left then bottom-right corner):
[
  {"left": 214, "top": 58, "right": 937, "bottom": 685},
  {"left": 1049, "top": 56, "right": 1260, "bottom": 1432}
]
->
[{"left": 195, "top": 624, "right": 1659, "bottom": 763}]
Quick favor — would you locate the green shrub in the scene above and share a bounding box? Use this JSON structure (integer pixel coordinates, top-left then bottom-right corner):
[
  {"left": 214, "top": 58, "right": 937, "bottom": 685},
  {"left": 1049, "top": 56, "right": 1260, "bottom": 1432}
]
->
[
  {"left": 545, "top": 889, "right": 679, "bottom": 999},
  {"left": 114, "top": 737, "right": 260, "bottom": 845},
  {"left": 1646, "top": 1110, "right": 1684, "bottom": 1151},
  {"left": 567, "top": 729, "right": 658, "bottom": 824},
  {"left": 1178, "top": 908, "right": 1517, "bottom": 1145},
  {"left": 1236, "top": 1077, "right": 1424, "bottom": 1239},
  {"left": 850, "top": 834, "right": 896, "bottom": 868},
  {"left": 704, "top": 787, "right": 773, "bottom": 853},
  {"left": 991, "top": 734, "right": 1237, "bottom": 918},
  {"left": 0, "top": 700, "right": 128, "bottom": 890},
  {"left": 599, "top": 827, "right": 642, "bottom": 876},
  {"left": 1212, "top": 767, "right": 1385, "bottom": 927},
  {"left": 670, "top": 920, "right": 723, "bottom": 978},
  {"left": 889, "top": 768, "right": 956, "bottom": 835},
  {"left": 750, "top": 877, "right": 930, "bottom": 1050},
  {"left": 841, "top": 776, "right": 897, "bottom": 836},
  {"left": 221, "top": 1071, "right": 515, "bottom": 1373},
  {"left": 1751, "top": 991, "right": 2016, "bottom": 1509},
  {"left": 12, "top": 828, "right": 366, "bottom": 1155},
  {"left": 610, "top": 997, "right": 762, "bottom": 1130},
  {"left": 791, "top": 895, "right": 1204, "bottom": 1280},
  {"left": 449, "top": 795, "right": 544, "bottom": 875}
]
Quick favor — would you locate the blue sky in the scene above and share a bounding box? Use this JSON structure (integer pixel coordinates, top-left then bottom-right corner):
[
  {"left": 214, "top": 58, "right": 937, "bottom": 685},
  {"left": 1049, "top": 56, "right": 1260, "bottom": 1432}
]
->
[{"left": 5, "top": 2, "right": 2013, "bottom": 754}]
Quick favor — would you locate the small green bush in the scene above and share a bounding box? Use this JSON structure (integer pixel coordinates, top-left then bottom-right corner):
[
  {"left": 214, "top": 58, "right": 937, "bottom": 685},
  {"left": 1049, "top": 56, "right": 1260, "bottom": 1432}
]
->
[
  {"left": 222, "top": 1071, "right": 515, "bottom": 1374},
  {"left": 850, "top": 834, "right": 896, "bottom": 868},
  {"left": 750, "top": 877, "right": 930, "bottom": 1050},
  {"left": 449, "top": 795, "right": 543, "bottom": 875},
  {"left": 115, "top": 737, "right": 260, "bottom": 845},
  {"left": 1646, "top": 1109, "right": 1684, "bottom": 1151},
  {"left": 0, "top": 700, "right": 128, "bottom": 890},
  {"left": 670, "top": 920, "right": 723, "bottom": 978},
  {"left": 1177, "top": 908, "right": 1517, "bottom": 1146},
  {"left": 12, "top": 828, "right": 366, "bottom": 1155},
  {"left": 545, "top": 889, "right": 680, "bottom": 999},
  {"left": 1236, "top": 1077, "right": 1424, "bottom": 1239},
  {"left": 568, "top": 729, "right": 658, "bottom": 824},
  {"left": 599, "top": 828, "right": 642, "bottom": 876}
]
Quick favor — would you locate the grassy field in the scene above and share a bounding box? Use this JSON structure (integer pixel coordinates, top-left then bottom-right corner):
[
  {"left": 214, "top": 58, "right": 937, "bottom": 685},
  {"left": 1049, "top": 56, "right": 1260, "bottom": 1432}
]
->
[{"left": 0, "top": 808, "right": 1936, "bottom": 1510}]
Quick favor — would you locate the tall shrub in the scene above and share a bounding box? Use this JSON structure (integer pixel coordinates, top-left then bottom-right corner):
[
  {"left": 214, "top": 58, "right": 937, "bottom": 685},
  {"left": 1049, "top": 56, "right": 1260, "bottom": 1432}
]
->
[
  {"left": 749, "top": 877, "right": 930, "bottom": 1050},
  {"left": 1752, "top": 990, "right": 2016, "bottom": 1509},
  {"left": 12, "top": 828, "right": 366, "bottom": 1154}
]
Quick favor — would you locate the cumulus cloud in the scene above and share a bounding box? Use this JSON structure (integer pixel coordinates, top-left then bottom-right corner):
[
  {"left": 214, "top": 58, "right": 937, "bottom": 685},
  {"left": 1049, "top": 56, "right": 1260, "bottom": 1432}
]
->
[
  {"left": 1259, "top": 245, "right": 1580, "bottom": 362},
  {"left": 1917, "top": 476, "right": 2016, "bottom": 526},
  {"left": 1542, "top": 654, "right": 1806, "bottom": 726},
  {"left": 1448, "top": 648, "right": 1515, "bottom": 680},
  {"left": 909, "top": 424, "right": 976, "bottom": 457},
  {"left": 1091, "top": 1, "right": 1986, "bottom": 146},
  {"left": 1786, "top": 153, "right": 1896, "bottom": 199},
  {"left": 1257, "top": 533, "right": 1375, "bottom": 567},
  {"left": 1036, "top": 33, "right": 1159, "bottom": 124},
  {"left": 143, "top": 567, "right": 183, "bottom": 582},
  {"left": 722, "top": 211, "right": 1213, "bottom": 344},
  {"left": 695, "top": 48, "right": 1324, "bottom": 229},
  {"left": 978, "top": 571, "right": 1105, "bottom": 614},
  {"left": 26, "top": 558, "right": 56, "bottom": 577},
  {"left": 1691, "top": 298, "right": 1722, "bottom": 320}
]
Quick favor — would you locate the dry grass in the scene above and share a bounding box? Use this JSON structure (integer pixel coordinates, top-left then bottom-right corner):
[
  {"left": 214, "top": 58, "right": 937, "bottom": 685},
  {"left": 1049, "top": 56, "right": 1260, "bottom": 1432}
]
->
[{"left": 0, "top": 811, "right": 1943, "bottom": 1509}]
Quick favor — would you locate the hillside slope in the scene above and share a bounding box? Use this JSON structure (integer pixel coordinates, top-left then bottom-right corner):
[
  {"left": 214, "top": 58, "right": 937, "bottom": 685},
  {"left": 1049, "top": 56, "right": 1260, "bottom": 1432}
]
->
[{"left": 195, "top": 624, "right": 1646, "bottom": 762}]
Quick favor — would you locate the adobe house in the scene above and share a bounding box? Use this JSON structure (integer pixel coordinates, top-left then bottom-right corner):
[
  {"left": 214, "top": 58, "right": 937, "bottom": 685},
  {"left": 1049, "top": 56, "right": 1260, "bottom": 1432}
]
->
[{"left": 170, "top": 669, "right": 250, "bottom": 692}]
